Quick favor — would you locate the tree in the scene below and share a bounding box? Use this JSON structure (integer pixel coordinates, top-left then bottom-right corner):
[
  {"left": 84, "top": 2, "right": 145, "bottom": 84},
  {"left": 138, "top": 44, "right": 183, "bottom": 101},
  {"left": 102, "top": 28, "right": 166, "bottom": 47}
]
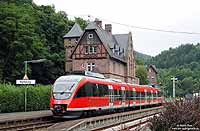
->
[
  {"left": 0, "top": 1, "right": 87, "bottom": 84},
  {"left": 136, "top": 65, "right": 148, "bottom": 85}
]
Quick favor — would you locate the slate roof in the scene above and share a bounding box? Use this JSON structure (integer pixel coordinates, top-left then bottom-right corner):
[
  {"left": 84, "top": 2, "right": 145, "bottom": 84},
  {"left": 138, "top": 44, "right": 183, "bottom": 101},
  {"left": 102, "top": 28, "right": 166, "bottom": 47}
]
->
[
  {"left": 69, "top": 22, "right": 131, "bottom": 63},
  {"left": 85, "top": 22, "right": 130, "bottom": 63},
  {"left": 113, "top": 34, "right": 129, "bottom": 52},
  {"left": 63, "top": 23, "right": 83, "bottom": 38},
  {"left": 148, "top": 65, "right": 158, "bottom": 74}
]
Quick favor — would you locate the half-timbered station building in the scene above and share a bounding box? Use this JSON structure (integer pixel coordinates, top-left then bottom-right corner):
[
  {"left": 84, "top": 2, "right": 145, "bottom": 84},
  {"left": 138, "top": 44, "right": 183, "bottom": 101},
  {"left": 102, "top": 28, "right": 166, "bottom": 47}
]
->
[{"left": 64, "top": 19, "right": 139, "bottom": 84}]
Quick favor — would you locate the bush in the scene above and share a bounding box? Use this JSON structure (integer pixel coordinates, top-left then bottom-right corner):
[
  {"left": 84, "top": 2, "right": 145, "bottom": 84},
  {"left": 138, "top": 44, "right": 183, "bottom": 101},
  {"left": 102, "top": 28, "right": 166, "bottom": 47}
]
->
[
  {"left": 150, "top": 98, "right": 200, "bottom": 131},
  {"left": 0, "top": 84, "right": 51, "bottom": 113}
]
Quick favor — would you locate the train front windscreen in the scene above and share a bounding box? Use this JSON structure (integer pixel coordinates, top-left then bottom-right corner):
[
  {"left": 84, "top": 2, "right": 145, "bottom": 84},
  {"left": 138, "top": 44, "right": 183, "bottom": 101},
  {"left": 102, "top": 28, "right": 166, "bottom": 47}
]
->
[{"left": 52, "top": 76, "right": 83, "bottom": 99}]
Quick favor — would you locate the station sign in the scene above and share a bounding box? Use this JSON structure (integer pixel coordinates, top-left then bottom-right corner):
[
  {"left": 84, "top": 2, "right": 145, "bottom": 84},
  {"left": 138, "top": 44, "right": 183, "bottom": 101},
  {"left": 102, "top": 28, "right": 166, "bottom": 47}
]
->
[{"left": 16, "top": 80, "right": 36, "bottom": 85}]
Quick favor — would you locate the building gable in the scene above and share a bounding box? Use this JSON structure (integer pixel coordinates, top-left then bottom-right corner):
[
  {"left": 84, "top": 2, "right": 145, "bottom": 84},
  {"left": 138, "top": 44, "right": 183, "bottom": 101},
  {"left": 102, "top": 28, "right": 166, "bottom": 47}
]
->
[
  {"left": 71, "top": 30, "right": 108, "bottom": 59},
  {"left": 63, "top": 20, "right": 138, "bottom": 84}
]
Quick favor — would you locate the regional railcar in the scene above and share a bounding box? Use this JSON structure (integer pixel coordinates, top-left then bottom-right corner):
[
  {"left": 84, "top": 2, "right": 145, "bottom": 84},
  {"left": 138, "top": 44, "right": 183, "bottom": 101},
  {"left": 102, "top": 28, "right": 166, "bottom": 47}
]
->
[{"left": 50, "top": 72, "right": 162, "bottom": 118}]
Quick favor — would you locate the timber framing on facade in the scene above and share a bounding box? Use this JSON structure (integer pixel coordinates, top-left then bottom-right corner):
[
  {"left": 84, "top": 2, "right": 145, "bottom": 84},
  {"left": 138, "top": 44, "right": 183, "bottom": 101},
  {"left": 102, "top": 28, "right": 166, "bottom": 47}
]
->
[{"left": 64, "top": 19, "right": 139, "bottom": 84}]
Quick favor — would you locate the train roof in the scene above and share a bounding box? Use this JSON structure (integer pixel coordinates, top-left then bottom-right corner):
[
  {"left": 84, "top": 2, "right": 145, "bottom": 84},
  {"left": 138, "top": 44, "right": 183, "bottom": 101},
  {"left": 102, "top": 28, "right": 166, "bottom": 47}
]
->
[{"left": 55, "top": 74, "right": 160, "bottom": 91}]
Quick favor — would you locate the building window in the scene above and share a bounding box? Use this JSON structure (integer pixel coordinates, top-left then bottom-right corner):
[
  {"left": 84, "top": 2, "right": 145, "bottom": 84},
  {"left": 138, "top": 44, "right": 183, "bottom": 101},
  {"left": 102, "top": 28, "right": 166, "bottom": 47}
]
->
[
  {"left": 86, "top": 46, "right": 96, "bottom": 54},
  {"left": 87, "top": 33, "right": 94, "bottom": 44},
  {"left": 88, "top": 34, "right": 93, "bottom": 39},
  {"left": 113, "top": 62, "right": 115, "bottom": 72},
  {"left": 89, "top": 46, "right": 93, "bottom": 53},
  {"left": 86, "top": 46, "right": 89, "bottom": 54},
  {"left": 87, "top": 63, "right": 95, "bottom": 71},
  {"left": 93, "top": 46, "right": 97, "bottom": 53}
]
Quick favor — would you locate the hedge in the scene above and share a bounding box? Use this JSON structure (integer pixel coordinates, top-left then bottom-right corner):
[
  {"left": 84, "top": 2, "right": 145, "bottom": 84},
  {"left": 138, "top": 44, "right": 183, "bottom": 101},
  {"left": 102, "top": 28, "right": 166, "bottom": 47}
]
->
[{"left": 0, "top": 84, "right": 51, "bottom": 113}]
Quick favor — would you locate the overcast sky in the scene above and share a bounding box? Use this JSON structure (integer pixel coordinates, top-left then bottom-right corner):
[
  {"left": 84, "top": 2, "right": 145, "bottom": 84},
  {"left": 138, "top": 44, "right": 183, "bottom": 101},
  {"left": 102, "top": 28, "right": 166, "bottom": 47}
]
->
[{"left": 34, "top": 0, "right": 200, "bottom": 56}]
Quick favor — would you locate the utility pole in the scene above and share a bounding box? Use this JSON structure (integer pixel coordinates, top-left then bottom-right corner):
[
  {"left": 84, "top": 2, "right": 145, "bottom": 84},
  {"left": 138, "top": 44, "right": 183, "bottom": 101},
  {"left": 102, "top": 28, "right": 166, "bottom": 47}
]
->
[{"left": 171, "top": 77, "right": 178, "bottom": 98}]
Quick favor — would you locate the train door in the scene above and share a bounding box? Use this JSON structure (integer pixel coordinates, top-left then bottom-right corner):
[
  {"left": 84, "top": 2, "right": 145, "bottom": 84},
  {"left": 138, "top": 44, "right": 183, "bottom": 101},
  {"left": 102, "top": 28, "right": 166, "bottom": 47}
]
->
[
  {"left": 132, "top": 88, "right": 136, "bottom": 105},
  {"left": 108, "top": 85, "right": 114, "bottom": 109},
  {"left": 139, "top": 91, "right": 142, "bottom": 110},
  {"left": 144, "top": 89, "right": 147, "bottom": 104},
  {"left": 151, "top": 90, "right": 153, "bottom": 103},
  {"left": 155, "top": 90, "right": 158, "bottom": 103},
  {"left": 121, "top": 87, "right": 126, "bottom": 107}
]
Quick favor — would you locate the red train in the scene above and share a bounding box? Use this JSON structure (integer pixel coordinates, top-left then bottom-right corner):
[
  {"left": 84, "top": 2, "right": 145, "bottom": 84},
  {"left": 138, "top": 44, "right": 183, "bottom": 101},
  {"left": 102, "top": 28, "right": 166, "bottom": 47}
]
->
[{"left": 50, "top": 72, "right": 162, "bottom": 118}]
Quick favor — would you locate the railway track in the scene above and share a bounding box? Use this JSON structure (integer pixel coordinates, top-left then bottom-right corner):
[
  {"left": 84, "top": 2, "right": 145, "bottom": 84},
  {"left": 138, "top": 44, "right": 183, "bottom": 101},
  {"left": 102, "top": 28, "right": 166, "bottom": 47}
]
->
[
  {"left": 48, "top": 106, "right": 163, "bottom": 131},
  {"left": 0, "top": 116, "right": 56, "bottom": 131},
  {"left": 0, "top": 106, "right": 163, "bottom": 131}
]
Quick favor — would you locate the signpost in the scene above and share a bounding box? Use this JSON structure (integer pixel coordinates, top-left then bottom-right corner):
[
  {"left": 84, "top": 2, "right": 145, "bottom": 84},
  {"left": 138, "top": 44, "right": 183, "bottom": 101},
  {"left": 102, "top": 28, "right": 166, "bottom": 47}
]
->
[
  {"left": 16, "top": 79, "right": 36, "bottom": 112},
  {"left": 16, "top": 59, "right": 46, "bottom": 112},
  {"left": 16, "top": 80, "right": 36, "bottom": 85}
]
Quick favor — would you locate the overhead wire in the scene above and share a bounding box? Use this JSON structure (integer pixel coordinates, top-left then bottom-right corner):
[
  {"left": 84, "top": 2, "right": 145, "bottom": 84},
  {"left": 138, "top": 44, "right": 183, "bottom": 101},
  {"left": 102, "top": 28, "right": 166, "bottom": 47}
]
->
[{"left": 69, "top": 14, "right": 200, "bottom": 35}]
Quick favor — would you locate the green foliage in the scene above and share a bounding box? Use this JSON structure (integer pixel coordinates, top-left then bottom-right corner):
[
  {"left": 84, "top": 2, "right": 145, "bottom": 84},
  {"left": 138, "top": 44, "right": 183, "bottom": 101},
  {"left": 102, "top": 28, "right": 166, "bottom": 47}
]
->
[
  {"left": 136, "top": 65, "right": 148, "bottom": 85},
  {"left": 0, "top": 1, "right": 87, "bottom": 84},
  {"left": 75, "top": 17, "right": 87, "bottom": 29},
  {"left": 0, "top": 84, "right": 51, "bottom": 112},
  {"left": 150, "top": 43, "right": 200, "bottom": 97},
  {"left": 135, "top": 51, "right": 152, "bottom": 63}
]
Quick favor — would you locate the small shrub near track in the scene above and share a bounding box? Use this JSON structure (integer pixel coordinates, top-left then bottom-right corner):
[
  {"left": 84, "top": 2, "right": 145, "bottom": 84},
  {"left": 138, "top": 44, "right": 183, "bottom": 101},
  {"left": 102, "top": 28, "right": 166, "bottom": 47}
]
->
[
  {"left": 0, "top": 84, "right": 51, "bottom": 113},
  {"left": 149, "top": 98, "right": 200, "bottom": 131}
]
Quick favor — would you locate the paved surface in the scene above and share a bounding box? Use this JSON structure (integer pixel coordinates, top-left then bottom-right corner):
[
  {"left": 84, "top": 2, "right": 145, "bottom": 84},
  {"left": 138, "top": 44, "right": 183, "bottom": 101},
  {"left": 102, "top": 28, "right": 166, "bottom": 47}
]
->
[{"left": 0, "top": 110, "right": 52, "bottom": 123}]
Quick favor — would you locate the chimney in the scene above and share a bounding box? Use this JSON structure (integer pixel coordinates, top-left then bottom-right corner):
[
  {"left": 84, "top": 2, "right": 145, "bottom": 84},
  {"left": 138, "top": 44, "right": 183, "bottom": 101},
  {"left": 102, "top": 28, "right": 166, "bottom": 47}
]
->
[
  {"left": 105, "top": 24, "right": 112, "bottom": 34},
  {"left": 94, "top": 18, "right": 102, "bottom": 28}
]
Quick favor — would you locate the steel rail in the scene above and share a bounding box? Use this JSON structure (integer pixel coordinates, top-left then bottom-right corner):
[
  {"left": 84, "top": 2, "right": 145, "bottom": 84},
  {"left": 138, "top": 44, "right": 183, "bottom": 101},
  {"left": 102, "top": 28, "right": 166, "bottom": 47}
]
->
[
  {"left": 0, "top": 116, "right": 55, "bottom": 131},
  {"left": 64, "top": 106, "right": 163, "bottom": 131}
]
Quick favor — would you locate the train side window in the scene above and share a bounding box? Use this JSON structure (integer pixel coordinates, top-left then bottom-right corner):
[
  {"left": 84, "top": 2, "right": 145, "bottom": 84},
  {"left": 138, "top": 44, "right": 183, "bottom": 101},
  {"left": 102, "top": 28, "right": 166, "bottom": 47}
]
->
[
  {"left": 75, "top": 82, "right": 97, "bottom": 98},
  {"left": 92, "top": 83, "right": 98, "bottom": 96},
  {"left": 103, "top": 84, "right": 109, "bottom": 96},
  {"left": 75, "top": 84, "right": 87, "bottom": 98},
  {"left": 119, "top": 90, "right": 122, "bottom": 100},
  {"left": 136, "top": 92, "right": 140, "bottom": 100},
  {"left": 130, "top": 90, "right": 133, "bottom": 98},
  {"left": 97, "top": 84, "right": 103, "bottom": 97},
  {"left": 84, "top": 83, "right": 93, "bottom": 96},
  {"left": 126, "top": 90, "right": 130, "bottom": 100},
  {"left": 114, "top": 90, "right": 117, "bottom": 100},
  {"left": 158, "top": 91, "right": 161, "bottom": 97},
  {"left": 98, "top": 84, "right": 108, "bottom": 97}
]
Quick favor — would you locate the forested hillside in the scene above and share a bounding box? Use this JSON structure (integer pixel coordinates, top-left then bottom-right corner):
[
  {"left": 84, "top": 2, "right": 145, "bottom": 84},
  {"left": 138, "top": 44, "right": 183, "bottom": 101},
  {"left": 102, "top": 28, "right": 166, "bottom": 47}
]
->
[
  {"left": 149, "top": 43, "right": 200, "bottom": 97},
  {"left": 0, "top": 0, "right": 86, "bottom": 84},
  {"left": 134, "top": 51, "right": 151, "bottom": 62}
]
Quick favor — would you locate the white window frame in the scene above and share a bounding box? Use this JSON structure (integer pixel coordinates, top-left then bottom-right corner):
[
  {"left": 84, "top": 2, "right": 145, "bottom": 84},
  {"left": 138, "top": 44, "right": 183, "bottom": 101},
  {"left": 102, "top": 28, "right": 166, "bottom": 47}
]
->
[
  {"left": 86, "top": 46, "right": 96, "bottom": 54},
  {"left": 87, "top": 62, "right": 95, "bottom": 71},
  {"left": 88, "top": 34, "right": 93, "bottom": 39}
]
